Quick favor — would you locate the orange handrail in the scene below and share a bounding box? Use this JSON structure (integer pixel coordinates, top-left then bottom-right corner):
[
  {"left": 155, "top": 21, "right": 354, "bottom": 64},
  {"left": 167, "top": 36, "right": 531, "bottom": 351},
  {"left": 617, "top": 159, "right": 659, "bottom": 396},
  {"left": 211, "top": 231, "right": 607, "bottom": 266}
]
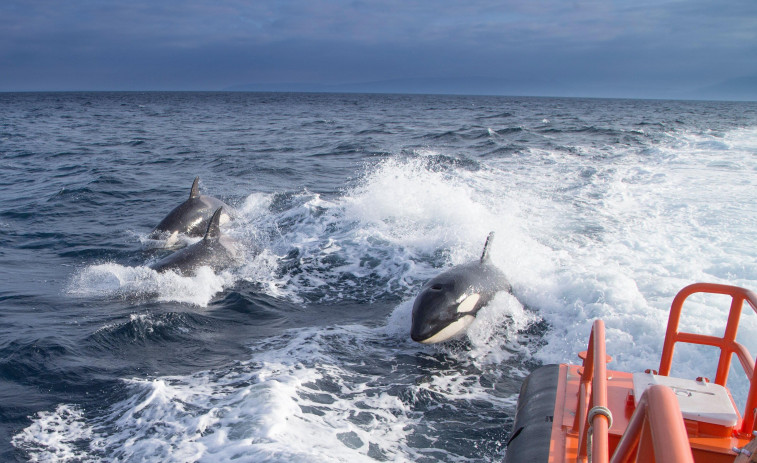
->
[
  {"left": 657, "top": 283, "right": 757, "bottom": 435},
  {"left": 574, "top": 319, "right": 611, "bottom": 463},
  {"left": 609, "top": 385, "right": 695, "bottom": 463}
]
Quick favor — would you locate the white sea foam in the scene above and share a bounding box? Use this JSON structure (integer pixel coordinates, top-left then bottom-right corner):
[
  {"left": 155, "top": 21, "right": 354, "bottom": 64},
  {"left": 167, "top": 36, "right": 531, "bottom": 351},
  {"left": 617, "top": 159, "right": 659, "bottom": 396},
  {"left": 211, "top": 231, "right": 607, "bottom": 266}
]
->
[
  {"left": 11, "top": 404, "right": 101, "bottom": 463},
  {"left": 14, "top": 319, "right": 517, "bottom": 462},
  {"left": 67, "top": 263, "right": 230, "bottom": 307},
  {"left": 483, "top": 126, "right": 757, "bottom": 381}
]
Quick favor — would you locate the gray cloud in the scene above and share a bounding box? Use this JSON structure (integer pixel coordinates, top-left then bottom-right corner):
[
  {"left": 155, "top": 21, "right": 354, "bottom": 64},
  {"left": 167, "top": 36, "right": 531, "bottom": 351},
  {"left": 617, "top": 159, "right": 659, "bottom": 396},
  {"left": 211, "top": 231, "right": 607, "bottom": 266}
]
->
[{"left": 1, "top": 0, "right": 755, "bottom": 98}]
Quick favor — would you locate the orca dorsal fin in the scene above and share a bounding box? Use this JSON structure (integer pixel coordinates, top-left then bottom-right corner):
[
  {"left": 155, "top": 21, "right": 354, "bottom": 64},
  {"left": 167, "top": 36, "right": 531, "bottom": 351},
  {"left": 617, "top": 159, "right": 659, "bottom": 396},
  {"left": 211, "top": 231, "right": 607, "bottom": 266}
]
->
[
  {"left": 189, "top": 176, "right": 200, "bottom": 199},
  {"left": 203, "top": 207, "right": 224, "bottom": 241},
  {"left": 480, "top": 231, "right": 495, "bottom": 263}
]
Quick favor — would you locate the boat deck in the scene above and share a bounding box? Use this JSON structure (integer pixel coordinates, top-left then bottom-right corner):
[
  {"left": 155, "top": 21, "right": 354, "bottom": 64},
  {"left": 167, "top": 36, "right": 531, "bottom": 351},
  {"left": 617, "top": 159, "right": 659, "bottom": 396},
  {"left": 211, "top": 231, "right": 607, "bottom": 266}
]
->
[{"left": 550, "top": 364, "right": 750, "bottom": 462}]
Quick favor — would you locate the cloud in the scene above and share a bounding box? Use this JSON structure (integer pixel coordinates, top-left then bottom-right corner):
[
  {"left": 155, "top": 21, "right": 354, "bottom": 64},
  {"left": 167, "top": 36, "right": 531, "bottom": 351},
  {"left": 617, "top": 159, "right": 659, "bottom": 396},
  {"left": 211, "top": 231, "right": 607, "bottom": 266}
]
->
[{"left": 1, "top": 0, "right": 755, "bottom": 97}]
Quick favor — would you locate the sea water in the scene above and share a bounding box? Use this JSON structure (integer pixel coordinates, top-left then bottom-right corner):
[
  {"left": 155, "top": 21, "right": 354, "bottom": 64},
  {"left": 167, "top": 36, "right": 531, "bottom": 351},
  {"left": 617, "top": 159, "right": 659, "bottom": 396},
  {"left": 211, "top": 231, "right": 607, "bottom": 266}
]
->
[{"left": 1, "top": 92, "right": 756, "bottom": 461}]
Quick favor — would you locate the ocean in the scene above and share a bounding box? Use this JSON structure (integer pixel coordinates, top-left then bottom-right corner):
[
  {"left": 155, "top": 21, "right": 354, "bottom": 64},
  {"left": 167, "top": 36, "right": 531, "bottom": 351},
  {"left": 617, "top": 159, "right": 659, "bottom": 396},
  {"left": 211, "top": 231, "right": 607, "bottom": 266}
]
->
[{"left": 1, "top": 92, "right": 756, "bottom": 462}]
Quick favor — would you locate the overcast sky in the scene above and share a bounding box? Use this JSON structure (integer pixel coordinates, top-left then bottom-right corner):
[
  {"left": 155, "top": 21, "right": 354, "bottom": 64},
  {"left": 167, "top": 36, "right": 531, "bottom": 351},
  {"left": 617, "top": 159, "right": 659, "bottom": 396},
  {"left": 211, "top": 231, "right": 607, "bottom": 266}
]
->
[{"left": 1, "top": 0, "right": 756, "bottom": 99}]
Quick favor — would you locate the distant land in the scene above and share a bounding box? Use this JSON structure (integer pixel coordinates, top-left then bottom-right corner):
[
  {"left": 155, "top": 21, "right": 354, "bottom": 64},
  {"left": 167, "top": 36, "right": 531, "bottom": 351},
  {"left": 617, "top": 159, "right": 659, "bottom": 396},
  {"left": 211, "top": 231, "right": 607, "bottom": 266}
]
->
[
  {"left": 691, "top": 75, "right": 757, "bottom": 102},
  {"left": 225, "top": 75, "right": 757, "bottom": 102}
]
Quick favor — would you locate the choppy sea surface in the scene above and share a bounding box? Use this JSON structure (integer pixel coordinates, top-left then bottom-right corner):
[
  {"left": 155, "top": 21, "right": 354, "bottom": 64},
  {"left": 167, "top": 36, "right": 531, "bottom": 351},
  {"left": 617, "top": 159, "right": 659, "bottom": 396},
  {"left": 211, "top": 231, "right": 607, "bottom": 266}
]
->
[{"left": 1, "top": 92, "right": 756, "bottom": 462}]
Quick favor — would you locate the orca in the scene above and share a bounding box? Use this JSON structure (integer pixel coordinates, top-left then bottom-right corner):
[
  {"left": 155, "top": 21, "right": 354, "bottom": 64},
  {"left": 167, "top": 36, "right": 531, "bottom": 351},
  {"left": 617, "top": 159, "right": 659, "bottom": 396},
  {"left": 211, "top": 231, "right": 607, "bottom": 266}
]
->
[
  {"left": 150, "top": 207, "right": 240, "bottom": 275},
  {"left": 410, "top": 232, "right": 511, "bottom": 344},
  {"left": 150, "top": 177, "right": 231, "bottom": 242}
]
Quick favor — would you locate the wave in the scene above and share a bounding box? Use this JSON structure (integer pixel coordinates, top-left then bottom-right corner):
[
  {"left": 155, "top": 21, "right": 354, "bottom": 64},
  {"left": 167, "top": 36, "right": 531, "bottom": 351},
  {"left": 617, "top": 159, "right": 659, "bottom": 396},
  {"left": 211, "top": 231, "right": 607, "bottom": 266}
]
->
[
  {"left": 13, "top": 291, "right": 541, "bottom": 462},
  {"left": 70, "top": 154, "right": 511, "bottom": 307},
  {"left": 89, "top": 312, "right": 210, "bottom": 348}
]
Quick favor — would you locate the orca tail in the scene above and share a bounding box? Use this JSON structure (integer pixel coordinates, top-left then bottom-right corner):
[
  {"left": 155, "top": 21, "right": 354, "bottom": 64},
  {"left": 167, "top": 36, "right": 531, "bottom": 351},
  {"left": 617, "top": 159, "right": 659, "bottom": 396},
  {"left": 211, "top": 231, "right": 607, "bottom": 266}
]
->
[
  {"left": 189, "top": 176, "right": 200, "bottom": 199},
  {"left": 480, "top": 231, "right": 495, "bottom": 263},
  {"left": 203, "top": 207, "right": 224, "bottom": 241}
]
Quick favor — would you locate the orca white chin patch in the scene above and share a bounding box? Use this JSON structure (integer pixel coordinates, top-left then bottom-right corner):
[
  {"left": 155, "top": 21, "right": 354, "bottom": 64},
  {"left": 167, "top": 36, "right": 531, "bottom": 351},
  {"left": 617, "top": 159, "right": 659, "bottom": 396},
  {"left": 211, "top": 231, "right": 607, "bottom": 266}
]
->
[
  {"left": 418, "top": 315, "right": 475, "bottom": 344},
  {"left": 456, "top": 294, "right": 480, "bottom": 313}
]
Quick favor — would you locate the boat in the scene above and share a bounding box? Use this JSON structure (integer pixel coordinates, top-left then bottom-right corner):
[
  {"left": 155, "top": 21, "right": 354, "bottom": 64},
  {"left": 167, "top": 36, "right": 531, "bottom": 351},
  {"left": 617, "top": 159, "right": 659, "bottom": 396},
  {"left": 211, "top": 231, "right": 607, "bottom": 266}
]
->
[{"left": 505, "top": 283, "right": 757, "bottom": 463}]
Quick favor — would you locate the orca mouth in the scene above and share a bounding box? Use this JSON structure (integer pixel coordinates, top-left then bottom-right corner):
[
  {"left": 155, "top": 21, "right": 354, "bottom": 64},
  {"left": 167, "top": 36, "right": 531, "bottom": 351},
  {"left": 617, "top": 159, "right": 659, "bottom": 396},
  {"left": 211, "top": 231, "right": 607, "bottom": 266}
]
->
[
  {"left": 410, "top": 319, "right": 437, "bottom": 343},
  {"left": 410, "top": 328, "right": 442, "bottom": 344},
  {"left": 410, "top": 331, "right": 426, "bottom": 342},
  {"left": 411, "top": 315, "right": 475, "bottom": 344}
]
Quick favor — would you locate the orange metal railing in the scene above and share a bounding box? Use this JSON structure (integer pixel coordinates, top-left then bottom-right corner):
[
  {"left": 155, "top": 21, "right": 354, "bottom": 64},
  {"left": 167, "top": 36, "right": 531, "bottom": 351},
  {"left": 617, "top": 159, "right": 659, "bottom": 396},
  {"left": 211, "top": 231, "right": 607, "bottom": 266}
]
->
[
  {"left": 657, "top": 283, "right": 757, "bottom": 435},
  {"left": 574, "top": 319, "right": 611, "bottom": 463},
  {"left": 609, "top": 385, "right": 695, "bottom": 463},
  {"left": 571, "top": 284, "right": 757, "bottom": 462},
  {"left": 575, "top": 319, "right": 697, "bottom": 463}
]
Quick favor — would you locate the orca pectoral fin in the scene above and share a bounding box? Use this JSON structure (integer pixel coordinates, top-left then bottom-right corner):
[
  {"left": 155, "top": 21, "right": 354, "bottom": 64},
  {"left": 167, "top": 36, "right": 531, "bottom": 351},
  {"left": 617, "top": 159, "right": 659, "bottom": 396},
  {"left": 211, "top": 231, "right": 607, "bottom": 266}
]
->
[
  {"left": 203, "top": 207, "right": 224, "bottom": 241},
  {"left": 165, "top": 230, "right": 179, "bottom": 247},
  {"left": 480, "top": 231, "right": 495, "bottom": 263},
  {"left": 189, "top": 176, "right": 200, "bottom": 199}
]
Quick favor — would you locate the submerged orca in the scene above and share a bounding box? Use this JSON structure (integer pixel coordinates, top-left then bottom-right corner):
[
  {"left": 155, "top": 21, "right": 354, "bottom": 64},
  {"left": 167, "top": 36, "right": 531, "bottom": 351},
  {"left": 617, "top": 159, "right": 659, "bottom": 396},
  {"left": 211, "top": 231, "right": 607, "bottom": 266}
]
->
[
  {"left": 410, "top": 232, "right": 511, "bottom": 344},
  {"left": 150, "top": 208, "right": 240, "bottom": 275},
  {"left": 150, "top": 177, "right": 231, "bottom": 241}
]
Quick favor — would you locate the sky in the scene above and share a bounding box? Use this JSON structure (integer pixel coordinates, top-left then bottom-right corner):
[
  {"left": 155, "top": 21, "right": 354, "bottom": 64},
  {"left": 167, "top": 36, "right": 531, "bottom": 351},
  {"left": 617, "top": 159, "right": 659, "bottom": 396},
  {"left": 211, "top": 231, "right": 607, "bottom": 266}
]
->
[{"left": 1, "top": 0, "right": 756, "bottom": 100}]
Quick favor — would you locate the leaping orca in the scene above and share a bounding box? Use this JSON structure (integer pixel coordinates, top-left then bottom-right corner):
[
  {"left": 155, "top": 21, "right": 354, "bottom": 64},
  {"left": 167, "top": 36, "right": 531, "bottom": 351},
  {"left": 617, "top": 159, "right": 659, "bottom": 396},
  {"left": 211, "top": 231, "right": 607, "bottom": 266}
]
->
[
  {"left": 410, "top": 232, "right": 511, "bottom": 344},
  {"left": 150, "top": 207, "right": 240, "bottom": 275},
  {"left": 150, "top": 177, "right": 231, "bottom": 241}
]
